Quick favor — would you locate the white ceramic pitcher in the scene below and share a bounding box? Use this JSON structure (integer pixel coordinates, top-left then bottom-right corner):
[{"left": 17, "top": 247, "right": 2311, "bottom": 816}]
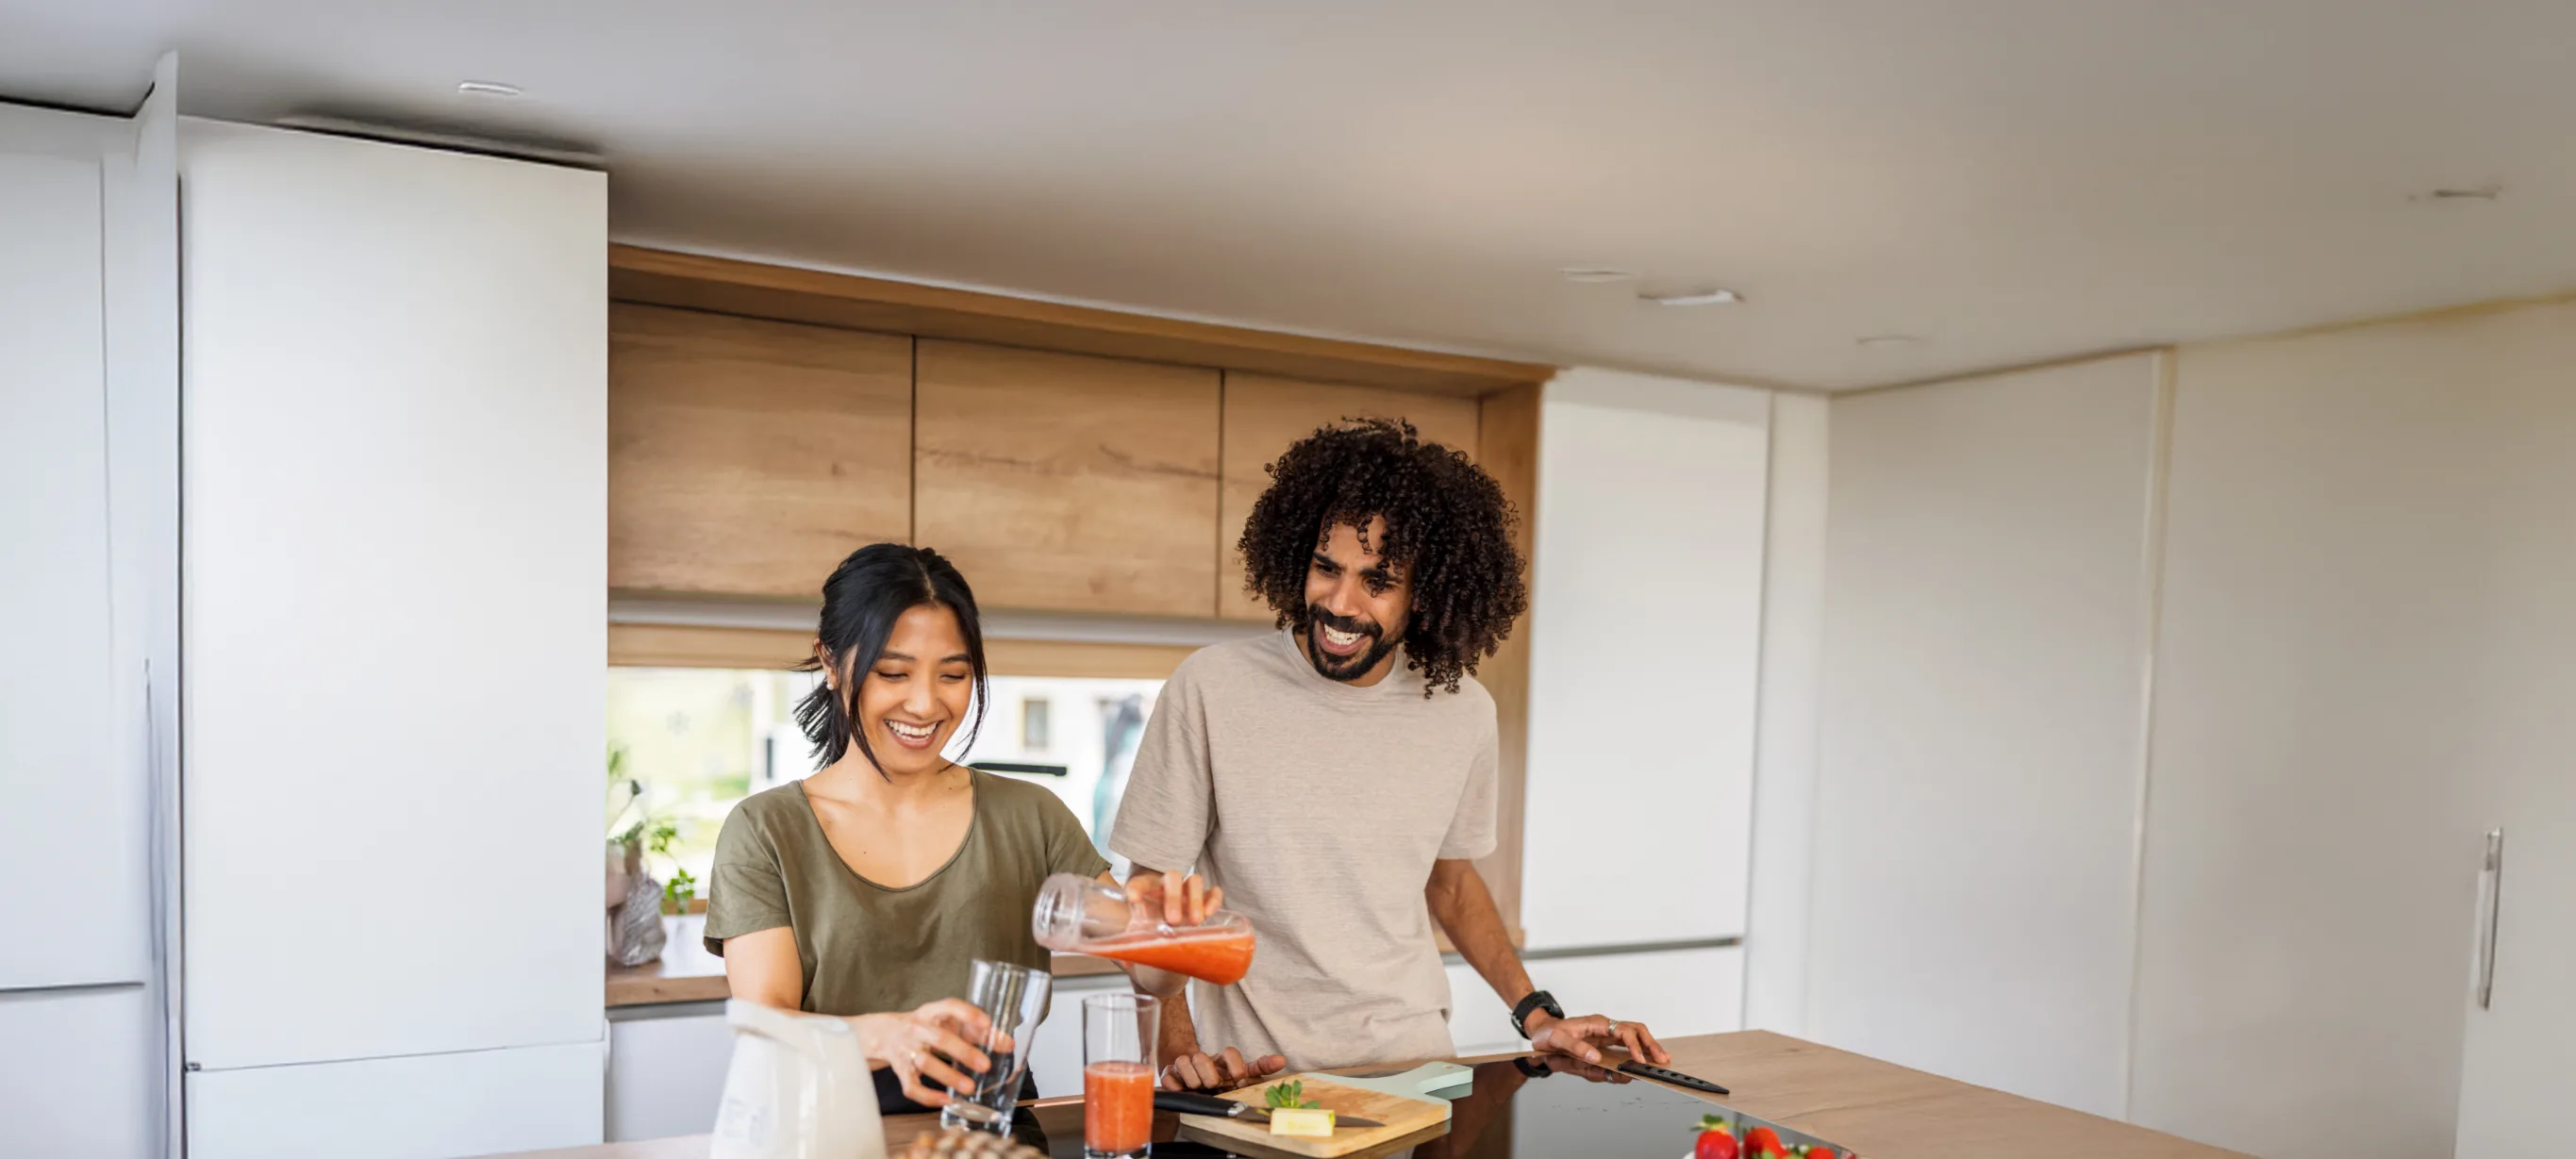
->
[{"left": 709, "top": 999, "right": 887, "bottom": 1159}]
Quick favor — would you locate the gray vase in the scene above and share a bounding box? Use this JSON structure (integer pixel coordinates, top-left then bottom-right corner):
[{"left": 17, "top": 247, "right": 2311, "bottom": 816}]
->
[{"left": 609, "top": 869, "right": 668, "bottom": 967}]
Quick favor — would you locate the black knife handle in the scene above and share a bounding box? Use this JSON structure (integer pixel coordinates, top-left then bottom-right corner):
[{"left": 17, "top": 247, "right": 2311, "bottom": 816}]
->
[{"left": 1155, "top": 1089, "right": 1255, "bottom": 1118}]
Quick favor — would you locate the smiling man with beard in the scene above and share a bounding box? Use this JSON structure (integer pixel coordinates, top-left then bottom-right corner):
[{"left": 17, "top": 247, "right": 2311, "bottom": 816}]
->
[{"left": 1109, "top": 418, "right": 1672, "bottom": 1089}]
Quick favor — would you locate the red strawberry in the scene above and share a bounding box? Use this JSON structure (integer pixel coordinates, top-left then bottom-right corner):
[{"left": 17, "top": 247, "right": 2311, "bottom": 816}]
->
[
  {"left": 1743, "top": 1126, "right": 1787, "bottom": 1158},
  {"left": 1692, "top": 1115, "right": 1739, "bottom": 1159}
]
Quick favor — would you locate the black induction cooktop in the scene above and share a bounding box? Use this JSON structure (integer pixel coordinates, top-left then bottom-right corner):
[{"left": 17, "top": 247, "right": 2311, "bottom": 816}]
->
[{"left": 1012, "top": 1057, "right": 1857, "bottom": 1159}]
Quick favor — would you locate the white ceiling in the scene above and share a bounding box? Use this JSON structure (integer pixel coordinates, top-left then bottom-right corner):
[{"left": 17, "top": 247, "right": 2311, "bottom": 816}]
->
[{"left": 8, "top": 1, "right": 2576, "bottom": 389}]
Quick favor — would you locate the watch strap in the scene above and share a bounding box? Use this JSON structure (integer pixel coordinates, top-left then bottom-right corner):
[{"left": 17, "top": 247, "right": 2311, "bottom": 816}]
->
[{"left": 1510, "top": 989, "right": 1563, "bottom": 1038}]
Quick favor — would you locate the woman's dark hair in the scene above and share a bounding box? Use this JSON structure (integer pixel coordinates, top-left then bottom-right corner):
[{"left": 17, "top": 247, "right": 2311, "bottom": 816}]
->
[
  {"left": 1237, "top": 417, "right": 1529, "bottom": 696},
  {"left": 793, "top": 543, "right": 989, "bottom": 777}
]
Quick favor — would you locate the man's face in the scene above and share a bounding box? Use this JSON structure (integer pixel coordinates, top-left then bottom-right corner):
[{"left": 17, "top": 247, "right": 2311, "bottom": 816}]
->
[{"left": 1298, "top": 516, "right": 1412, "bottom": 686}]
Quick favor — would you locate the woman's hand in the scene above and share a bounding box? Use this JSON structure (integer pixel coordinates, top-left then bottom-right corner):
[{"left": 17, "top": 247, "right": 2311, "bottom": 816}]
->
[
  {"left": 1122, "top": 869, "right": 1222, "bottom": 928},
  {"left": 851, "top": 998, "right": 1004, "bottom": 1107}
]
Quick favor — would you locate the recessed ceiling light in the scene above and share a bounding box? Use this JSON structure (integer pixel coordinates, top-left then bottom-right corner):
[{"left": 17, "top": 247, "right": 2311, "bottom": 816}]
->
[
  {"left": 2411, "top": 184, "right": 2501, "bottom": 202},
  {"left": 1559, "top": 267, "right": 1637, "bottom": 284},
  {"left": 457, "top": 80, "right": 524, "bottom": 97},
  {"left": 1856, "top": 334, "right": 1927, "bottom": 348},
  {"left": 1640, "top": 289, "right": 1741, "bottom": 306}
]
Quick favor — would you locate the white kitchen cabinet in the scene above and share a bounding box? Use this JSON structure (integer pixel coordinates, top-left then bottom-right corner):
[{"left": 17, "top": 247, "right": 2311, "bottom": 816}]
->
[
  {"left": 1809, "top": 354, "right": 2165, "bottom": 1120},
  {"left": 2133, "top": 303, "right": 2576, "bottom": 1159},
  {"left": 2436, "top": 314, "right": 2576, "bottom": 1157},
  {"left": 1447, "top": 948, "right": 1744, "bottom": 1057},
  {"left": 179, "top": 118, "right": 607, "bottom": 1152},
  {"left": 2, "top": 84, "right": 179, "bottom": 1159},
  {"left": 607, "top": 1005, "right": 734, "bottom": 1142},
  {"left": 0, "top": 987, "right": 159, "bottom": 1158},
  {"left": 0, "top": 110, "right": 145, "bottom": 995},
  {"left": 187, "top": 1042, "right": 604, "bottom": 1159},
  {"left": 1521, "top": 370, "right": 1770, "bottom": 950}
]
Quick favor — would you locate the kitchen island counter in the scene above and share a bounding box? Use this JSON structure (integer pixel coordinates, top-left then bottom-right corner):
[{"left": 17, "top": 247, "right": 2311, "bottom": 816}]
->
[{"left": 490, "top": 1031, "right": 2251, "bottom": 1159}]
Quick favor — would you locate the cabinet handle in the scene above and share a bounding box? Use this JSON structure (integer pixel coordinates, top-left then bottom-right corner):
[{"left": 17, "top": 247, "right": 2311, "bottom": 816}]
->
[{"left": 2473, "top": 828, "right": 2503, "bottom": 1010}]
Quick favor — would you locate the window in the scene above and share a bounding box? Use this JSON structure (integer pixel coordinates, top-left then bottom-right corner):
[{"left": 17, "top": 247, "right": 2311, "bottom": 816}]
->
[
  {"left": 606, "top": 667, "right": 1163, "bottom": 887},
  {"left": 607, "top": 668, "right": 819, "bottom": 888},
  {"left": 1021, "top": 696, "right": 1052, "bottom": 751}
]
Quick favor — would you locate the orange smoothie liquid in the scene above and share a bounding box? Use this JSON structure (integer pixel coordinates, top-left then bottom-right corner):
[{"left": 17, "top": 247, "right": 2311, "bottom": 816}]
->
[
  {"left": 1083, "top": 1060, "right": 1155, "bottom": 1154},
  {"left": 1081, "top": 927, "right": 1255, "bottom": 985}
]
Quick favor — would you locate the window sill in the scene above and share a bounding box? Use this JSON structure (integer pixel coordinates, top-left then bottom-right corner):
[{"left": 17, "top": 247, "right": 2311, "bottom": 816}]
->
[{"left": 605, "top": 914, "right": 1122, "bottom": 1008}]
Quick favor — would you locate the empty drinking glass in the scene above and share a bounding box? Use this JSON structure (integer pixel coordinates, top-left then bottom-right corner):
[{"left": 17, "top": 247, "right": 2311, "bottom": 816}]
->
[{"left": 940, "top": 959, "right": 1052, "bottom": 1134}]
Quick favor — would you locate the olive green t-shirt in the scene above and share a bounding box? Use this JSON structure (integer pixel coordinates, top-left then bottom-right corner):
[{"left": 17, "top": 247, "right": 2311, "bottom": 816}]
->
[{"left": 703, "top": 770, "right": 1110, "bottom": 1017}]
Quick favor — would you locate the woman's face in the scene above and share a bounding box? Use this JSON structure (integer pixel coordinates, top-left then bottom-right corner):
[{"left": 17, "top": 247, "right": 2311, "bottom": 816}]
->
[{"left": 842, "top": 602, "right": 975, "bottom": 777}]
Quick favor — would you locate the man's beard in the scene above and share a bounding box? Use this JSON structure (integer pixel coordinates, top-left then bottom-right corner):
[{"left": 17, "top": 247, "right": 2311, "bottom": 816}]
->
[{"left": 1300, "top": 605, "right": 1403, "bottom": 683}]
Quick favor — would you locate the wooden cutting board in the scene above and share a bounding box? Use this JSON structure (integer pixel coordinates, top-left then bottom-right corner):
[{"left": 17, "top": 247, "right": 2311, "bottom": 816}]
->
[{"left": 1174, "top": 1068, "right": 1455, "bottom": 1158}]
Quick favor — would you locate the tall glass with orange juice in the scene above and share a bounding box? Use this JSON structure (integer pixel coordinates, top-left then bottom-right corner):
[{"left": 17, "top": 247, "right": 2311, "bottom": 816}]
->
[
  {"left": 1032, "top": 873, "right": 1257, "bottom": 985},
  {"left": 1082, "top": 992, "right": 1157, "bottom": 1158}
]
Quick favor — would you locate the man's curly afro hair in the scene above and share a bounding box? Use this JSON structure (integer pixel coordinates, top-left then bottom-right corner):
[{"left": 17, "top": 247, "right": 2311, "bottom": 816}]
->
[{"left": 1238, "top": 417, "right": 1528, "bottom": 696}]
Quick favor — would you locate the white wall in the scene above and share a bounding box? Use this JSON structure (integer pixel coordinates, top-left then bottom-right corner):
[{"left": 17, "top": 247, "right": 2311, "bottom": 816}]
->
[
  {"left": 1742, "top": 393, "right": 1828, "bottom": 1035},
  {"left": 1521, "top": 368, "right": 1771, "bottom": 952},
  {"left": 1808, "top": 353, "right": 2167, "bottom": 1119}
]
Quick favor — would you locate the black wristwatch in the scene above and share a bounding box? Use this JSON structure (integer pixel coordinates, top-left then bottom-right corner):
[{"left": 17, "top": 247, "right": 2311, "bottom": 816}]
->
[{"left": 1510, "top": 989, "right": 1564, "bottom": 1039}]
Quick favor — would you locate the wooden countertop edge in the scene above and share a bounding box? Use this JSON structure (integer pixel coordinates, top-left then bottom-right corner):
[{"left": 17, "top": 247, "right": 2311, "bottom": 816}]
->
[
  {"left": 607, "top": 951, "right": 1125, "bottom": 1007},
  {"left": 485, "top": 1031, "right": 2257, "bottom": 1159}
]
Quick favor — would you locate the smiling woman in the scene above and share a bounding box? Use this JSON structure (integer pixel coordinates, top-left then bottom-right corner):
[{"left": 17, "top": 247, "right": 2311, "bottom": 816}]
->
[{"left": 692, "top": 542, "right": 1219, "bottom": 1117}]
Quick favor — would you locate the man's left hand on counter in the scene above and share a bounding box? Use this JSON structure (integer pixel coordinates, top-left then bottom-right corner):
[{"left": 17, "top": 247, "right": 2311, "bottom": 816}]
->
[{"left": 1522, "top": 1010, "right": 1671, "bottom": 1067}]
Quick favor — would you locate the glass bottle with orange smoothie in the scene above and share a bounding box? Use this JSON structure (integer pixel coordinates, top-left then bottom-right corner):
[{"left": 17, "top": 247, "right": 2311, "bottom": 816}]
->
[{"left": 1031, "top": 873, "right": 1256, "bottom": 985}]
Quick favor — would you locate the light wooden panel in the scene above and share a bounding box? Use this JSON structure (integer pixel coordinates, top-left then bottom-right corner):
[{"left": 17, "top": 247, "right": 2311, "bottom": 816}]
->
[
  {"left": 1472, "top": 382, "right": 1539, "bottom": 933},
  {"left": 607, "top": 622, "right": 1195, "bottom": 682},
  {"left": 608, "top": 303, "right": 912, "bottom": 597},
  {"left": 607, "top": 623, "right": 812, "bottom": 671},
  {"left": 610, "top": 245, "right": 1554, "bottom": 399},
  {"left": 913, "top": 339, "right": 1221, "bottom": 616},
  {"left": 1215, "top": 373, "right": 1482, "bottom": 621},
  {"left": 985, "top": 638, "right": 1199, "bottom": 680}
]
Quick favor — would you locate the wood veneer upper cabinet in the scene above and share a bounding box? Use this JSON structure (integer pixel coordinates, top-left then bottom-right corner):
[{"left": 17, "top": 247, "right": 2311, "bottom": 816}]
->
[
  {"left": 913, "top": 339, "right": 1221, "bottom": 615},
  {"left": 607, "top": 304, "right": 913, "bottom": 597},
  {"left": 1216, "top": 373, "right": 1481, "bottom": 621}
]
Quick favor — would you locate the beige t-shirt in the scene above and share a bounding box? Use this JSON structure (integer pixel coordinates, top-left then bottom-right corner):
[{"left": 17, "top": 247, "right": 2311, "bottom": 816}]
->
[
  {"left": 703, "top": 770, "right": 1109, "bottom": 1018},
  {"left": 1108, "top": 632, "right": 1499, "bottom": 1071}
]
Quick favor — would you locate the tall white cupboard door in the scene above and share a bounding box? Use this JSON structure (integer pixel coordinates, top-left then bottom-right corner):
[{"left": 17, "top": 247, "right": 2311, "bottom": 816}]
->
[
  {"left": 2443, "top": 320, "right": 2576, "bottom": 1155},
  {"left": 1522, "top": 369, "right": 1770, "bottom": 950},
  {"left": 2134, "top": 301, "right": 2576, "bottom": 1159},
  {"left": 0, "top": 116, "right": 149, "bottom": 993},
  {"left": 180, "top": 120, "right": 607, "bottom": 1071}
]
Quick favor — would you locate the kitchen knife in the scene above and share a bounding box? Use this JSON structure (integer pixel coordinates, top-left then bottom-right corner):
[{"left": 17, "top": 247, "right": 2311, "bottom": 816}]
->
[{"left": 1153, "top": 1089, "right": 1386, "bottom": 1128}]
